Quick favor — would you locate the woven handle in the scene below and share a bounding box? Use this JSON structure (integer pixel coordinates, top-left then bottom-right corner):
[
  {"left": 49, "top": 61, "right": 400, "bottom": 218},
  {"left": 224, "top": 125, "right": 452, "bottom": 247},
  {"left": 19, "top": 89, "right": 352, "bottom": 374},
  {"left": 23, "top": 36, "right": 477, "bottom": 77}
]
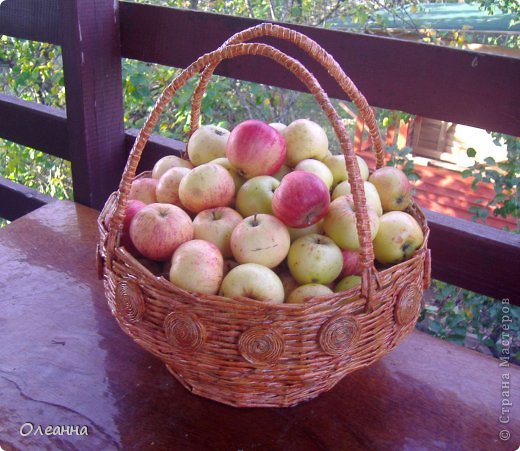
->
[
  {"left": 108, "top": 38, "right": 379, "bottom": 310},
  {"left": 189, "top": 23, "right": 385, "bottom": 169}
]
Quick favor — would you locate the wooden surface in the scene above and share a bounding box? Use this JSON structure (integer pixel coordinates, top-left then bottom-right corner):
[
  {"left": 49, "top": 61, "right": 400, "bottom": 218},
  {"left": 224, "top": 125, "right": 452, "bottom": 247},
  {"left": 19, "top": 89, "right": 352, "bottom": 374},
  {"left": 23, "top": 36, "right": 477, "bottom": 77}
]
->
[
  {"left": 0, "top": 0, "right": 62, "bottom": 45},
  {"left": 0, "top": 176, "right": 54, "bottom": 221},
  {"left": 0, "top": 201, "right": 518, "bottom": 450},
  {"left": 61, "top": 0, "right": 127, "bottom": 209},
  {"left": 425, "top": 209, "right": 520, "bottom": 304},
  {"left": 119, "top": 2, "right": 520, "bottom": 137}
]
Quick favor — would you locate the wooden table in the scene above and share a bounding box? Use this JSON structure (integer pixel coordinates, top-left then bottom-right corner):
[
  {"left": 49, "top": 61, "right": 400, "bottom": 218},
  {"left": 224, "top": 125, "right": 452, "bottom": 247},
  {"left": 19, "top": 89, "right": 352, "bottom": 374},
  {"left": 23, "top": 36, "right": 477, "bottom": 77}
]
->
[{"left": 0, "top": 201, "right": 518, "bottom": 450}]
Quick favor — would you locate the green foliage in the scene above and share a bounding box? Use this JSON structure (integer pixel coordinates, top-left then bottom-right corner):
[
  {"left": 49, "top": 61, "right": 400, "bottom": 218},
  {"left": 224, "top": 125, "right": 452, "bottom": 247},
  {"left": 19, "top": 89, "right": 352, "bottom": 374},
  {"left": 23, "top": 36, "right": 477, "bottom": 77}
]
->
[
  {"left": 417, "top": 281, "right": 520, "bottom": 365},
  {"left": 461, "top": 136, "right": 519, "bottom": 230}
]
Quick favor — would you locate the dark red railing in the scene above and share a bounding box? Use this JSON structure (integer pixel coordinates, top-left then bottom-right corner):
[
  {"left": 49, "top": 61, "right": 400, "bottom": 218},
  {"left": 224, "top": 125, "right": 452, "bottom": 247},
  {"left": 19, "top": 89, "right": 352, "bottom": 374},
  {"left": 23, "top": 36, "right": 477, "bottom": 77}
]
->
[{"left": 0, "top": 0, "right": 519, "bottom": 303}]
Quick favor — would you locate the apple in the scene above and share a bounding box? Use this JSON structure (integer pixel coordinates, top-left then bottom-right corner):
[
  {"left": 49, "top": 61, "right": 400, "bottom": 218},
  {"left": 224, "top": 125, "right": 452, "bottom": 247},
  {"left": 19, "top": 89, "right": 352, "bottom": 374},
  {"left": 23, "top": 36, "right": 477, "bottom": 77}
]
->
[
  {"left": 294, "top": 158, "right": 334, "bottom": 189},
  {"left": 272, "top": 164, "right": 291, "bottom": 181},
  {"left": 340, "top": 249, "right": 361, "bottom": 278},
  {"left": 322, "top": 154, "right": 370, "bottom": 188},
  {"left": 277, "top": 270, "right": 300, "bottom": 300},
  {"left": 193, "top": 207, "right": 243, "bottom": 258},
  {"left": 230, "top": 214, "right": 290, "bottom": 268},
  {"left": 226, "top": 119, "right": 286, "bottom": 178},
  {"left": 287, "top": 233, "right": 343, "bottom": 285},
  {"left": 332, "top": 180, "right": 383, "bottom": 216},
  {"left": 104, "top": 199, "right": 146, "bottom": 254},
  {"left": 373, "top": 211, "right": 424, "bottom": 265},
  {"left": 288, "top": 220, "right": 324, "bottom": 242},
  {"left": 369, "top": 166, "right": 412, "bottom": 212},
  {"left": 187, "top": 125, "right": 230, "bottom": 166},
  {"left": 269, "top": 122, "right": 287, "bottom": 135},
  {"left": 129, "top": 203, "right": 193, "bottom": 261},
  {"left": 178, "top": 163, "right": 235, "bottom": 213},
  {"left": 284, "top": 119, "right": 329, "bottom": 166},
  {"left": 334, "top": 275, "right": 362, "bottom": 293},
  {"left": 129, "top": 178, "right": 158, "bottom": 204},
  {"left": 211, "top": 157, "right": 246, "bottom": 200},
  {"left": 323, "top": 195, "right": 379, "bottom": 251},
  {"left": 219, "top": 263, "right": 285, "bottom": 304},
  {"left": 156, "top": 166, "right": 191, "bottom": 205},
  {"left": 272, "top": 171, "right": 330, "bottom": 228},
  {"left": 152, "top": 155, "right": 193, "bottom": 179},
  {"left": 235, "top": 176, "right": 279, "bottom": 217},
  {"left": 169, "top": 239, "right": 224, "bottom": 295},
  {"left": 286, "top": 283, "right": 333, "bottom": 304}
]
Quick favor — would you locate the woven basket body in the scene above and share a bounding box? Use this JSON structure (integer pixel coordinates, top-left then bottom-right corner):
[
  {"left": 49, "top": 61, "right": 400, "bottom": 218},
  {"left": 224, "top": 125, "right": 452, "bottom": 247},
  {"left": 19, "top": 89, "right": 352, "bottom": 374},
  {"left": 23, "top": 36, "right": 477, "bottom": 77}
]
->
[{"left": 98, "top": 24, "right": 431, "bottom": 408}]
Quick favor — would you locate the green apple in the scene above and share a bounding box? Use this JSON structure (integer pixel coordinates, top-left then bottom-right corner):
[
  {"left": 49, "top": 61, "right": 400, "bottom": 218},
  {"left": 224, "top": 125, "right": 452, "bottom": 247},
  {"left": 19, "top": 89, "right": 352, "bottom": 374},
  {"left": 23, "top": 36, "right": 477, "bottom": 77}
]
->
[
  {"left": 193, "top": 207, "right": 243, "bottom": 258},
  {"left": 287, "top": 283, "right": 333, "bottom": 304},
  {"left": 369, "top": 166, "right": 412, "bottom": 212},
  {"left": 230, "top": 214, "right": 290, "bottom": 268},
  {"left": 219, "top": 263, "right": 285, "bottom": 304},
  {"left": 288, "top": 219, "right": 324, "bottom": 242},
  {"left": 294, "top": 158, "right": 334, "bottom": 189},
  {"left": 211, "top": 157, "right": 246, "bottom": 203},
  {"left": 187, "top": 124, "right": 229, "bottom": 166},
  {"left": 272, "top": 164, "right": 291, "bottom": 181},
  {"left": 235, "top": 175, "right": 279, "bottom": 217},
  {"left": 322, "top": 154, "right": 369, "bottom": 187},
  {"left": 284, "top": 119, "right": 329, "bottom": 166},
  {"left": 373, "top": 211, "right": 424, "bottom": 265},
  {"left": 269, "top": 122, "right": 287, "bottom": 135},
  {"left": 334, "top": 275, "right": 361, "bottom": 293},
  {"left": 323, "top": 195, "right": 379, "bottom": 250},
  {"left": 152, "top": 155, "right": 193, "bottom": 180},
  {"left": 287, "top": 234, "right": 343, "bottom": 285},
  {"left": 332, "top": 180, "right": 383, "bottom": 216}
]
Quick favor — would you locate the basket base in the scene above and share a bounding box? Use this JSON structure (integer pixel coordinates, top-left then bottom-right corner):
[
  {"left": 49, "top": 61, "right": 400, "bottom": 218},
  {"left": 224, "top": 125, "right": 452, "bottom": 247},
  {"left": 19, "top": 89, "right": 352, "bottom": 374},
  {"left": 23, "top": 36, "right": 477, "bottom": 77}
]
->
[{"left": 164, "top": 364, "right": 321, "bottom": 408}]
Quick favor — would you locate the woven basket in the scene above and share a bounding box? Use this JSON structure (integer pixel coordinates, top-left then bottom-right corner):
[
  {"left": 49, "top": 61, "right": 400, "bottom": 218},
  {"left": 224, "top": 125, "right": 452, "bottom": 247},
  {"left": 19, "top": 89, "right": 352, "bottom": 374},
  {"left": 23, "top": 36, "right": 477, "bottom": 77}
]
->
[{"left": 97, "top": 23, "right": 431, "bottom": 408}]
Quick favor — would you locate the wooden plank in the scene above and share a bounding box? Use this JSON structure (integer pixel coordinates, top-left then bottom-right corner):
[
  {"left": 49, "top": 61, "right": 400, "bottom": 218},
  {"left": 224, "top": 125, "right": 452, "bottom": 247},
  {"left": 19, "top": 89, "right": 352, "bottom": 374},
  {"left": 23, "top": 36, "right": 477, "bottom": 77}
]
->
[
  {"left": 0, "top": 200, "right": 519, "bottom": 450},
  {"left": 0, "top": 0, "right": 62, "bottom": 44},
  {"left": 124, "top": 128, "right": 185, "bottom": 173},
  {"left": 0, "top": 94, "right": 69, "bottom": 160},
  {"left": 119, "top": 2, "right": 520, "bottom": 137},
  {"left": 0, "top": 176, "right": 54, "bottom": 221},
  {"left": 425, "top": 209, "right": 520, "bottom": 304},
  {"left": 61, "top": 0, "right": 126, "bottom": 210}
]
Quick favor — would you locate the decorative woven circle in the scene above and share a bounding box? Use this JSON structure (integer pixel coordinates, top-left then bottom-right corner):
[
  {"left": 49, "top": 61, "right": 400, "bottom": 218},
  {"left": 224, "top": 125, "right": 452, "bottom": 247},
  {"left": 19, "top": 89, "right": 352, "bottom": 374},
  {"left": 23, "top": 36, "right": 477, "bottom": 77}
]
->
[
  {"left": 164, "top": 311, "right": 206, "bottom": 352},
  {"left": 238, "top": 326, "right": 284, "bottom": 366},
  {"left": 395, "top": 283, "right": 423, "bottom": 326},
  {"left": 115, "top": 278, "right": 146, "bottom": 323},
  {"left": 319, "top": 314, "right": 361, "bottom": 356}
]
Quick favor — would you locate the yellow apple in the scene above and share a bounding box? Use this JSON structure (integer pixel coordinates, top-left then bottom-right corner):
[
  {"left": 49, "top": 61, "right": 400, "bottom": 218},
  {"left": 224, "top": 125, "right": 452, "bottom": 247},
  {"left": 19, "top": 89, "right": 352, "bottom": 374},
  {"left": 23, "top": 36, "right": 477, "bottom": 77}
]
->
[{"left": 286, "top": 283, "right": 333, "bottom": 303}]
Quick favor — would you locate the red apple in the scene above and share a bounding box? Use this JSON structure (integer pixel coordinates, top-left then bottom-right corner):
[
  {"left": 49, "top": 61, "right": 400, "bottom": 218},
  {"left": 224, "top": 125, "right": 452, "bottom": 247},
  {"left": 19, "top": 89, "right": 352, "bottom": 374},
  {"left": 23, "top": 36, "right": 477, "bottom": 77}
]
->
[
  {"left": 169, "top": 239, "right": 224, "bottom": 295},
  {"left": 226, "top": 119, "right": 286, "bottom": 178},
  {"left": 156, "top": 166, "right": 190, "bottom": 205},
  {"left": 104, "top": 199, "right": 146, "bottom": 255},
  {"left": 340, "top": 249, "right": 361, "bottom": 278},
  {"left": 272, "top": 171, "right": 330, "bottom": 228},
  {"left": 129, "top": 178, "right": 158, "bottom": 204},
  {"left": 129, "top": 203, "right": 193, "bottom": 261}
]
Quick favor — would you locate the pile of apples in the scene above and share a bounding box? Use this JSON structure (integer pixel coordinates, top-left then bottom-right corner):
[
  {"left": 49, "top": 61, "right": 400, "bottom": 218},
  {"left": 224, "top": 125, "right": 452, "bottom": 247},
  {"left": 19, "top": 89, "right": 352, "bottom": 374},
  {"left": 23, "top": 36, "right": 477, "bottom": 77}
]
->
[{"left": 116, "top": 118, "right": 424, "bottom": 304}]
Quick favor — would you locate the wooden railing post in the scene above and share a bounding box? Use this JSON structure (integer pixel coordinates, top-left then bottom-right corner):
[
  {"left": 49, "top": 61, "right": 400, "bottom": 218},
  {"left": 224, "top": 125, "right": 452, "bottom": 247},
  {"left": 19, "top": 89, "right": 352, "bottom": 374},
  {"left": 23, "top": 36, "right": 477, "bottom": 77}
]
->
[{"left": 61, "top": 0, "right": 126, "bottom": 209}]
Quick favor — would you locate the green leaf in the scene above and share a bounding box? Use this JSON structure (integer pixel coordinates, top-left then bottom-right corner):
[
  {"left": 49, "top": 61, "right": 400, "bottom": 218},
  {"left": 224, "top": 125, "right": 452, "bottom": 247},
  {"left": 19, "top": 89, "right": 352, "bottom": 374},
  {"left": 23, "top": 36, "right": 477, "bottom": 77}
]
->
[{"left": 467, "top": 148, "right": 477, "bottom": 158}]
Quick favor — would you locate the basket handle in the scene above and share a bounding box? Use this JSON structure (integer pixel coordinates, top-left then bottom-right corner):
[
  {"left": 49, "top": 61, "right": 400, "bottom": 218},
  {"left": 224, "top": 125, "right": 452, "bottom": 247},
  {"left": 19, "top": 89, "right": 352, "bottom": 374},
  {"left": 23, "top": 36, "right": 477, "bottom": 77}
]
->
[
  {"left": 189, "top": 23, "right": 385, "bottom": 169},
  {"left": 108, "top": 41, "right": 380, "bottom": 311}
]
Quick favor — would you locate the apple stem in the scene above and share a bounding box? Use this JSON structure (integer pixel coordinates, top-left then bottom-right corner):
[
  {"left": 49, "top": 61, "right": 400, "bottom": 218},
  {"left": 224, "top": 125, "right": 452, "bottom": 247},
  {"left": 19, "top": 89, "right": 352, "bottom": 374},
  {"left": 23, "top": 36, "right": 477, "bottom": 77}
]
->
[
  {"left": 252, "top": 214, "right": 259, "bottom": 227},
  {"left": 212, "top": 210, "right": 218, "bottom": 221}
]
